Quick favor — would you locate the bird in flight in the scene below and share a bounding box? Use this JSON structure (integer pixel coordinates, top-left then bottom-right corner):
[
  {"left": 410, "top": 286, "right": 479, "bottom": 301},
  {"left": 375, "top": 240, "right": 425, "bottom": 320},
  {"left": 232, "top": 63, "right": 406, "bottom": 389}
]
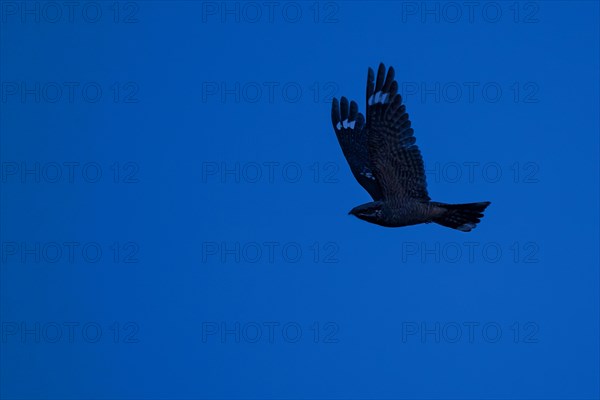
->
[{"left": 331, "top": 63, "right": 491, "bottom": 231}]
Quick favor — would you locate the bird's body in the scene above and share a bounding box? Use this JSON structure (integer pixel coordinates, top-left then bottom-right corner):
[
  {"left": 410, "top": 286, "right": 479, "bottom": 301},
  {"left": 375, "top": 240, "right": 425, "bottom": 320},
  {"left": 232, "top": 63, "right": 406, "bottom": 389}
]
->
[
  {"left": 332, "top": 63, "right": 491, "bottom": 232},
  {"left": 349, "top": 199, "right": 441, "bottom": 228}
]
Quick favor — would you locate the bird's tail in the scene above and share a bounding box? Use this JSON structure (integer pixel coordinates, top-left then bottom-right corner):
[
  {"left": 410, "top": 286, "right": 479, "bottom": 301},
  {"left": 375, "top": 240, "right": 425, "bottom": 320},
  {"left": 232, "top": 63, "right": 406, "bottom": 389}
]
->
[{"left": 433, "top": 201, "right": 491, "bottom": 232}]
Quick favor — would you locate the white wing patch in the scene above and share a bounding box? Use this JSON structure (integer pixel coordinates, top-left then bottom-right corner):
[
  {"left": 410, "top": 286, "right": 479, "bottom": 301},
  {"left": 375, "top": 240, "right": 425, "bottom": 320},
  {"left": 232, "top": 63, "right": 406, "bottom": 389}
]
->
[
  {"left": 368, "top": 91, "right": 390, "bottom": 106},
  {"left": 457, "top": 222, "right": 476, "bottom": 232},
  {"left": 338, "top": 119, "right": 357, "bottom": 130}
]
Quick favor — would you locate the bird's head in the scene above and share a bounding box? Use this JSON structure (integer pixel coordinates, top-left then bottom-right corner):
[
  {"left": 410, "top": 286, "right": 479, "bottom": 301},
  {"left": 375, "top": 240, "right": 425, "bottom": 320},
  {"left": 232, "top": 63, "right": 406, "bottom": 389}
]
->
[{"left": 348, "top": 201, "right": 385, "bottom": 224}]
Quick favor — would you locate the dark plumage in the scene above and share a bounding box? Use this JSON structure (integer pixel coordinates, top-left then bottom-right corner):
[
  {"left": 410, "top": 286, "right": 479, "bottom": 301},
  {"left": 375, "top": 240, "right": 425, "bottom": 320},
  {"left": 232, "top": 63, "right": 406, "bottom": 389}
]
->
[{"left": 331, "top": 63, "right": 491, "bottom": 231}]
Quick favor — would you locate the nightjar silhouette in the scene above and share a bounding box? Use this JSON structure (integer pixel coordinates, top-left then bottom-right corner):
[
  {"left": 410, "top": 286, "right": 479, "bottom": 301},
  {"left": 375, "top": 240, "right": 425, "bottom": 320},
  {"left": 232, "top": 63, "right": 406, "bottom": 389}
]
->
[{"left": 331, "top": 63, "right": 491, "bottom": 231}]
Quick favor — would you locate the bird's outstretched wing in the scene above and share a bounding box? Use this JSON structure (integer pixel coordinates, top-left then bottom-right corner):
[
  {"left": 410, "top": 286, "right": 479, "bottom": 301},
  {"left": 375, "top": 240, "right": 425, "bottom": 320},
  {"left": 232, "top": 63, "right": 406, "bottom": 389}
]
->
[
  {"left": 331, "top": 96, "right": 384, "bottom": 200},
  {"left": 365, "top": 63, "right": 430, "bottom": 201}
]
